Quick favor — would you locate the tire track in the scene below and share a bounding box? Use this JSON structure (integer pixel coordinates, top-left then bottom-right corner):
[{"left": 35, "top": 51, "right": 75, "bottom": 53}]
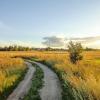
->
[
  {"left": 31, "top": 61, "right": 62, "bottom": 100},
  {"left": 7, "top": 62, "right": 35, "bottom": 100}
]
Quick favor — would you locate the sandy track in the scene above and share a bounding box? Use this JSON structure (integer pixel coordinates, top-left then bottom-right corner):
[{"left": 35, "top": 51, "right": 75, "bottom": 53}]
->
[
  {"left": 7, "top": 62, "right": 35, "bottom": 100},
  {"left": 31, "top": 61, "right": 62, "bottom": 100}
]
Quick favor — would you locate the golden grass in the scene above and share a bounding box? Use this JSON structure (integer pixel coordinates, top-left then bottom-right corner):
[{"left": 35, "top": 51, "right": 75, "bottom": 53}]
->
[
  {"left": 0, "top": 51, "right": 100, "bottom": 99},
  {"left": 0, "top": 56, "right": 26, "bottom": 96}
]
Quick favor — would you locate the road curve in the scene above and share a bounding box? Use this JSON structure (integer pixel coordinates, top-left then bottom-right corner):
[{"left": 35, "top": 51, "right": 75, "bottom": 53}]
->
[
  {"left": 7, "top": 62, "right": 35, "bottom": 100},
  {"left": 29, "top": 60, "right": 62, "bottom": 100}
]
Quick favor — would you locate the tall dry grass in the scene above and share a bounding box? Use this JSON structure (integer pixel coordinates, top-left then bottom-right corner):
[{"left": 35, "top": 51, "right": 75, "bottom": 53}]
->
[
  {"left": 30, "top": 51, "right": 100, "bottom": 100},
  {"left": 0, "top": 51, "right": 100, "bottom": 100},
  {"left": 0, "top": 53, "right": 26, "bottom": 99}
]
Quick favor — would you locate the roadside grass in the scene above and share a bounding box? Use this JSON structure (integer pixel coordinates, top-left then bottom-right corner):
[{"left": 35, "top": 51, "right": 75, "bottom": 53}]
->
[
  {"left": 0, "top": 67, "right": 28, "bottom": 100},
  {"left": 36, "top": 60, "right": 84, "bottom": 100},
  {"left": 31, "top": 58, "right": 94, "bottom": 100},
  {"left": 0, "top": 58, "right": 27, "bottom": 100},
  {"left": 24, "top": 62, "right": 44, "bottom": 100},
  {"left": 32, "top": 59, "right": 66, "bottom": 99}
]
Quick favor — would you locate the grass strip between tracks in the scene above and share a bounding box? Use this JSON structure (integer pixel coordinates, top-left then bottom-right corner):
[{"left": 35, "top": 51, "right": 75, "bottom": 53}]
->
[{"left": 24, "top": 61, "right": 44, "bottom": 100}]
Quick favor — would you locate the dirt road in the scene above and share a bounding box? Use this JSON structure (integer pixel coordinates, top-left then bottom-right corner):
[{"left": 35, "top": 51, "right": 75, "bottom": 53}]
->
[
  {"left": 32, "top": 61, "right": 62, "bottom": 100},
  {"left": 7, "top": 60, "right": 62, "bottom": 100},
  {"left": 7, "top": 62, "right": 35, "bottom": 100}
]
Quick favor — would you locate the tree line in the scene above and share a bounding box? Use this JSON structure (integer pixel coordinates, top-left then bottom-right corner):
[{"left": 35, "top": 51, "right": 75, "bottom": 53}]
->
[
  {"left": 0, "top": 45, "right": 33, "bottom": 51},
  {"left": 0, "top": 45, "right": 99, "bottom": 51}
]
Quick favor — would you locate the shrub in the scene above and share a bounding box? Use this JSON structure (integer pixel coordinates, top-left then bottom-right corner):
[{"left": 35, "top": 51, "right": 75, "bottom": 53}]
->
[{"left": 68, "top": 41, "right": 83, "bottom": 64}]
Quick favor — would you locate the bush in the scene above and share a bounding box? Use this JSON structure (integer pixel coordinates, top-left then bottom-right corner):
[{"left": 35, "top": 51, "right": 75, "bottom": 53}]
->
[{"left": 68, "top": 41, "right": 83, "bottom": 64}]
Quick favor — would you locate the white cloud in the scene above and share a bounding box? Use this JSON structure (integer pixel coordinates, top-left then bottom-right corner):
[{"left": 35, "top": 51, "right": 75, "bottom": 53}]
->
[
  {"left": 68, "top": 36, "right": 100, "bottom": 49},
  {"left": 0, "top": 40, "right": 34, "bottom": 47},
  {"left": 83, "top": 40, "right": 100, "bottom": 49},
  {"left": 0, "top": 35, "right": 100, "bottom": 49},
  {"left": 42, "top": 35, "right": 100, "bottom": 49}
]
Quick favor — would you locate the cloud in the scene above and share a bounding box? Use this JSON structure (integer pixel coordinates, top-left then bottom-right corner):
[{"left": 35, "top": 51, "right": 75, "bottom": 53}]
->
[
  {"left": 0, "top": 35, "right": 100, "bottom": 49},
  {"left": 0, "top": 40, "right": 34, "bottom": 47},
  {"left": 66, "top": 36, "right": 100, "bottom": 49},
  {"left": 42, "top": 36, "right": 65, "bottom": 47},
  {"left": 42, "top": 35, "right": 100, "bottom": 49},
  {"left": 69, "top": 36, "right": 100, "bottom": 43}
]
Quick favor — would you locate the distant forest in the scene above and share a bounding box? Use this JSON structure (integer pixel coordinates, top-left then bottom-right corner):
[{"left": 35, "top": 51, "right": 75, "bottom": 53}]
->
[
  {"left": 0, "top": 45, "right": 99, "bottom": 51},
  {"left": 0, "top": 45, "right": 33, "bottom": 51}
]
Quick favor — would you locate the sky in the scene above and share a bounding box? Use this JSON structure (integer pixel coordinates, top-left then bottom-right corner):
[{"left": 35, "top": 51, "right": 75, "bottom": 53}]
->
[{"left": 0, "top": 0, "right": 100, "bottom": 48}]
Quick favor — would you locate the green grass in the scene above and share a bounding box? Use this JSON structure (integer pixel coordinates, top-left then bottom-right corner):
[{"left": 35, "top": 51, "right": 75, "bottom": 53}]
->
[{"left": 24, "top": 62, "right": 44, "bottom": 100}]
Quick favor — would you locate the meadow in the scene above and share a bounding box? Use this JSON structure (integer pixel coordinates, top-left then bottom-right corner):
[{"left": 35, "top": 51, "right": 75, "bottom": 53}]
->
[
  {"left": 0, "top": 53, "right": 27, "bottom": 100},
  {"left": 31, "top": 51, "right": 100, "bottom": 100},
  {"left": 0, "top": 51, "right": 100, "bottom": 100}
]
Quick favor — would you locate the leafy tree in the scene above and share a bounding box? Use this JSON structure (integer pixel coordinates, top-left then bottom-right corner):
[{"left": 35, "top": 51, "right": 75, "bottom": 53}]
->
[{"left": 68, "top": 41, "right": 83, "bottom": 64}]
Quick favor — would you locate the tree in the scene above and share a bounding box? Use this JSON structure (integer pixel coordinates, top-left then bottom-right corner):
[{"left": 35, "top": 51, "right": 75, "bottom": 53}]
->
[{"left": 68, "top": 41, "right": 83, "bottom": 64}]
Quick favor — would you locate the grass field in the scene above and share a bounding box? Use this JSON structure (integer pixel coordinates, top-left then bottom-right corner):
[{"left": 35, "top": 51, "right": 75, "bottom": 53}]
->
[
  {"left": 0, "top": 55, "right": 27, "bottom": 100},
  {"left": 0, "top": 51, "right": 100, "bottom": 100},
  {"left": 31, "top": 51, "right": 100, "bottom": 100}
]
